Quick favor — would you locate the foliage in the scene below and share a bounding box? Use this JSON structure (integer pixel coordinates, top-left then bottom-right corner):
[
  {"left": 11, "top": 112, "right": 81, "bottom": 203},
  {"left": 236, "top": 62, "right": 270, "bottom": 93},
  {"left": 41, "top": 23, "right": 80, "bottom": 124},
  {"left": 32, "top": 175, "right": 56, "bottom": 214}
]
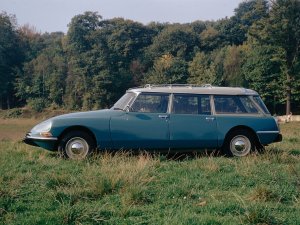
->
[
  {"left": 0, "top": 0, "right": 300, "bottom": 114},
  {"left": 27, "top": 98, "right": 48, "bottom": 112},
  {"left": 188, "top": 52, "right": 216, "bottom": 85},
  {"left": 248, "top": 0, "right": 300, "bottom": 114},
  {"left": 0, "top": 12, "right": 23, "bottom": 109},
  {"left": 2, "top": 108, "right": 23, "bottom": 118},
  {"left": 145, "top": 24, "right": 198, "bottom": 62},
  {"left": 217, "top": 0, "right": 268, "bottom": 45},
  {"left": 144, "top": 54, "right": 188, "bottom": 84},
  {"left": 242, "top": 44, "right": 284, "bottom": 112}
]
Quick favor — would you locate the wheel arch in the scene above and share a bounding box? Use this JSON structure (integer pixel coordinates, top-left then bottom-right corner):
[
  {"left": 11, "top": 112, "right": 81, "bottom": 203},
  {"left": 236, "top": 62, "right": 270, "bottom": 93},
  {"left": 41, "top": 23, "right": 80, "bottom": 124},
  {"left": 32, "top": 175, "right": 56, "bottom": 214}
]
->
[
  {"left": 58, "top": 126, "right": 97, "bottom": 147},
  {"left": 223, "top": 125, "right": 261, "bottom": 148}
]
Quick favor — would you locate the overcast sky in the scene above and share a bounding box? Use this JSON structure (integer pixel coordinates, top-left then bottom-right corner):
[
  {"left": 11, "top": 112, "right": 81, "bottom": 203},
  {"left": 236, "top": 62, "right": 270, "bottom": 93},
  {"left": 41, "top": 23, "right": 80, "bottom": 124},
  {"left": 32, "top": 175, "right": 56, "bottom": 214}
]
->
[{"left": 1, "top": 0, "right": 244, "bottom": 33}]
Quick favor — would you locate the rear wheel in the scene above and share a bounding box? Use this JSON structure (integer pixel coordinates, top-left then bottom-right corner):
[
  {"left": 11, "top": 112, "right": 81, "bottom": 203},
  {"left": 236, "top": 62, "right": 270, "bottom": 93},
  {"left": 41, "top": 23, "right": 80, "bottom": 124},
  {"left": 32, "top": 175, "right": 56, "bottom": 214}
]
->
[
  {"left": 223, "top": 130, "right": 255, "bottom": 157},
  {"left": 58, "top": 131, "right": 95, "bottom": 160}
]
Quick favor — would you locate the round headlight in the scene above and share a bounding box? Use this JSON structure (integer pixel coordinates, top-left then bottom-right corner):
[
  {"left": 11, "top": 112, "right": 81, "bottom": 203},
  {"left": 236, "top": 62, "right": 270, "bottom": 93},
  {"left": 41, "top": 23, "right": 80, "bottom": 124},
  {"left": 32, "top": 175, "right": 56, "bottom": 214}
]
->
[{"left": 31, "top": 120, "right": 52, "bottom": 134}]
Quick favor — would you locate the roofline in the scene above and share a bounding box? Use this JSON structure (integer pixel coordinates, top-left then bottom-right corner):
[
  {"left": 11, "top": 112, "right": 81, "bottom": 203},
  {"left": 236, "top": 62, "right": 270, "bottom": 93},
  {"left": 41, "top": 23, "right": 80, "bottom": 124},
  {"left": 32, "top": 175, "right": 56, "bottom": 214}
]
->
[
  {"left": 127, "top": 84, "right": 259, "bottom": 96},
  {"left": 128, "top": 83, "right": 213, "bottom": 90}
]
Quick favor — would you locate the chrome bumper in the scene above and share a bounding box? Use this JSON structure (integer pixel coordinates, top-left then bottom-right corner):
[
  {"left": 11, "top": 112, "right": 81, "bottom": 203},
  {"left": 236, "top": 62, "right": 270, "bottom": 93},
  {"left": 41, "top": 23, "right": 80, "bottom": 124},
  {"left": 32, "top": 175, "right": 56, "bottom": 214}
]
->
[{"left": 23, "top": 132, "right": 58, "bottom": 146}]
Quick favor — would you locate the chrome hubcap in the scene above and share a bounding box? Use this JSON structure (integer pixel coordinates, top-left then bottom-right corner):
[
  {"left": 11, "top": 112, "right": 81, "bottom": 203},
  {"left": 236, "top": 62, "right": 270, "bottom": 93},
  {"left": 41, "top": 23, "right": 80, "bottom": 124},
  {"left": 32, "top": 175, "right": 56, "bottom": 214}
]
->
[
  {"left": 65, "top": 137, "right": 89, "bottom": 159},
  {"left": 230, "top": 135, "right": 251, "bottom": 157},
  {"left": 234, "top": 140, "right": 246, "bottom": 152}
]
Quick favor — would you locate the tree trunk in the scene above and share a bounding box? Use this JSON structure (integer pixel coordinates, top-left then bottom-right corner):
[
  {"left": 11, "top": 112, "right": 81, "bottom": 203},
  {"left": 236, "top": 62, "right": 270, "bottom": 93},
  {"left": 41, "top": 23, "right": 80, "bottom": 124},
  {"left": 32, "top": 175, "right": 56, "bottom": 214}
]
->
[
  {"left": 6, "top": 94, "right": 10, "bottom": 109},
  {"left": 286, "top": 73, "right": 291, "bottom": 115},
  {"left": 0, "top": 95, "right": 2, "bottom": 110}
]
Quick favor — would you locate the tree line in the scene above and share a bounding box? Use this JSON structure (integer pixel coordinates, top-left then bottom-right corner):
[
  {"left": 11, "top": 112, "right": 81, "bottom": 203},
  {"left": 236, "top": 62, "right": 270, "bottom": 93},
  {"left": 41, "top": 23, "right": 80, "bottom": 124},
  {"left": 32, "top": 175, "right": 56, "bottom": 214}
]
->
[{"left": 0, "top": 0, "right": 300, "bottom": 114}]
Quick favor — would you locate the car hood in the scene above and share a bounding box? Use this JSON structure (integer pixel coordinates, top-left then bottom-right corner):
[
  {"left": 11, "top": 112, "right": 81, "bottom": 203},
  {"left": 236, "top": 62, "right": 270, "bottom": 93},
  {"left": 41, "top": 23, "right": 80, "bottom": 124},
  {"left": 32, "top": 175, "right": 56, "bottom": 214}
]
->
[{"left": 52, "top": 109, "right": 112, "bottom": 120}]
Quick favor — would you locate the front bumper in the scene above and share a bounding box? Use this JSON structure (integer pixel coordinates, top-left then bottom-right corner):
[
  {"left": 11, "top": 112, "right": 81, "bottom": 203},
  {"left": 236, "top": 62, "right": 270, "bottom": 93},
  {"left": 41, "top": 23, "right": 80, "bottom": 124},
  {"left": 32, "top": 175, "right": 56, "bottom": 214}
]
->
[{"left": 23, "top": 133, "right": 58, "bottom": 150}]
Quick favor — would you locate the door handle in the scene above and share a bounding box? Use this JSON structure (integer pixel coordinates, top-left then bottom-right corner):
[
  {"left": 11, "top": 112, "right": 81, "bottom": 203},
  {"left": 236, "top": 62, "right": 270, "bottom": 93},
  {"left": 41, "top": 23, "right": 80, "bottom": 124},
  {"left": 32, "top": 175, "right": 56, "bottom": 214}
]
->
[
  {"left": 158, "top": 114, "right": 169, "bottom": 119},
  {"left": 206, "top": 117, "right": 215, "bottom": 121}
]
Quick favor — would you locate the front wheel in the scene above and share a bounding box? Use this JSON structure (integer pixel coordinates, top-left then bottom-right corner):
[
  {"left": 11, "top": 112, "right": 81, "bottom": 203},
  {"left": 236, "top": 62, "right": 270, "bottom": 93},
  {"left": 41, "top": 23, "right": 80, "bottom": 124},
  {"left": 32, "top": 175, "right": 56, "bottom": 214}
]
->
[
  {"left": 58, "top": 131, "right": 95, "bottom": 160},
  {"left": 223, "top": 130, "right": 255, "bottom": 157}
]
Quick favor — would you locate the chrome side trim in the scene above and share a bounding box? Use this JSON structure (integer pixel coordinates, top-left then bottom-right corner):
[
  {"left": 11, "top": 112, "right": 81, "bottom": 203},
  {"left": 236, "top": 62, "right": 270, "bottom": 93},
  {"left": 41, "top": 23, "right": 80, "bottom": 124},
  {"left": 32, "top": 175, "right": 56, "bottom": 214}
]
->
[
  {"left": 26, "top": 136, "right": 58, "bottom": 141},
  {"left": 256, "top": 131, "right": 280, "bottom": 134}
]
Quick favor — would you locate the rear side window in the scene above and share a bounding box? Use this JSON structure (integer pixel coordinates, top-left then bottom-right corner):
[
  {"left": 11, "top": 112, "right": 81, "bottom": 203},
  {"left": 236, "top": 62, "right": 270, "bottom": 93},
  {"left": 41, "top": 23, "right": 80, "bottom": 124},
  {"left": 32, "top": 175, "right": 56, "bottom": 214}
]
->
[
  {"left": 172, "top": 94, "right": 211, "bottom": 115},
  {"left": 130, "top": 93, "right": 169, "bottom": 113},
  {"left": 239, "top": 96, "right": 259, "bottom": 113},
  {"left": 253, "top": 96, "right": 270, "bottom": 114},
  {"left": 214, "top": 95, "right": 259, "bottom": 114}
]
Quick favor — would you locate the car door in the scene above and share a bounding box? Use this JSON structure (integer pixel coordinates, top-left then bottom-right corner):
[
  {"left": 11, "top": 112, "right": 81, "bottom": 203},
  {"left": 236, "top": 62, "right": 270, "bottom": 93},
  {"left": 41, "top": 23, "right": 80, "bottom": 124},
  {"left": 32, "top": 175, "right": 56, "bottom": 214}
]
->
[
  {"left": 169, "top": 94, "right": 218, "bottom": 149},
  {"left": 110, "top": 92, "right": 170, "bottom": 149}
]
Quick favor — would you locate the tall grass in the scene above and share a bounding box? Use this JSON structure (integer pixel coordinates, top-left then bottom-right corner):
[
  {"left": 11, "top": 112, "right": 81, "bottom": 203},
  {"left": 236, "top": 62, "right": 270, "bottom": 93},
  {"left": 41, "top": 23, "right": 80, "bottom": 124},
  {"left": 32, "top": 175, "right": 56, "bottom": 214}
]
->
[{"left": 0, "top": 121, "right": 299, "bottom": 224}]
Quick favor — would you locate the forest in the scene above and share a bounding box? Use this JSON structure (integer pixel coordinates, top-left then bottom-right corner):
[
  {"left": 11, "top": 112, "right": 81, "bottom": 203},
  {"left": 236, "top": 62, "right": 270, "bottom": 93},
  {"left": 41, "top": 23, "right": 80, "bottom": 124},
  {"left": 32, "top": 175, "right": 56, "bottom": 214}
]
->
[{"left": 0, "top": 0, "right": 300, "bottom": 115}]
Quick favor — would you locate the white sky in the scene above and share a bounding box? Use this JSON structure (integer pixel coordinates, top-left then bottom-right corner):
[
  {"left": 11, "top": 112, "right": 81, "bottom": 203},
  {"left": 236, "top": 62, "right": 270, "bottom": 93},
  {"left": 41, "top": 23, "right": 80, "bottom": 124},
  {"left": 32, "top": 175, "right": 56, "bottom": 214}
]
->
[{"left": 1, "top": 0, "right": 244, "bottom": 33}]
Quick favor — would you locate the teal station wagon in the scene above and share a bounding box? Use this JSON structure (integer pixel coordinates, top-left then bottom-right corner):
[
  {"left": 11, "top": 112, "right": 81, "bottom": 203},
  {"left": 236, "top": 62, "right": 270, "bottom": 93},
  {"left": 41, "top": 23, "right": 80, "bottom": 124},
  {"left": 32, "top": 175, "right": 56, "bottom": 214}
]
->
[{"left": 24, "top": 84, "right": 282, "bottom": 159}]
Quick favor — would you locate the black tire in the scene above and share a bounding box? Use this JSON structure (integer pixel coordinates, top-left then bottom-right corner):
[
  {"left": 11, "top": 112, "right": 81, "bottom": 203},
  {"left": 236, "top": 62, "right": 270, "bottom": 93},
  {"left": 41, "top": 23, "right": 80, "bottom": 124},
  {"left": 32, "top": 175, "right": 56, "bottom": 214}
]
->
[
  {"left": 222, "top": 129, "right": 255, "bottom": 157},
  {"left": 58, "top": 131, "right": 95, "bottom": 160}
]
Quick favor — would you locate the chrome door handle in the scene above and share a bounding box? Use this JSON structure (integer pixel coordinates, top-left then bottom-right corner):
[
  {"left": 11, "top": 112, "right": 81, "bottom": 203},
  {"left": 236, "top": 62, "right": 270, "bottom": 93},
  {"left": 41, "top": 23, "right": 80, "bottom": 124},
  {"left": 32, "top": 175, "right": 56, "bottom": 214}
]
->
[
  {"left": 206, "top": 117, "right": 215, "bottom": 121},
  {"left": 158, "top": 114, "right": 169, "bottom": 119}
]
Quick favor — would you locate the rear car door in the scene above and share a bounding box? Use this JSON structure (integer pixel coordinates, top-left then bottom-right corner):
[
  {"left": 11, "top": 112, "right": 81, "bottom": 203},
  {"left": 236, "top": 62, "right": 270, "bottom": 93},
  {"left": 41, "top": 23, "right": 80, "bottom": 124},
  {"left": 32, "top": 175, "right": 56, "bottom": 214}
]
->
[{"left": 169, "top": 94, "right": 218, "bottom": 149}]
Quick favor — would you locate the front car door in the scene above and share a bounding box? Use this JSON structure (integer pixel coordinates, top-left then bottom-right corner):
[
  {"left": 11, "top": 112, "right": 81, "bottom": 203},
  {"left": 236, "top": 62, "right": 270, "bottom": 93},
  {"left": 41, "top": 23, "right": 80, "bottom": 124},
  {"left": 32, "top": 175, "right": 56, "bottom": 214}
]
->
[
  {"left": 169, "top": 94, "right": 218, "bottom": 149},
  {"left": 110, "top": 92, "right": 170, "bottom": 149}
]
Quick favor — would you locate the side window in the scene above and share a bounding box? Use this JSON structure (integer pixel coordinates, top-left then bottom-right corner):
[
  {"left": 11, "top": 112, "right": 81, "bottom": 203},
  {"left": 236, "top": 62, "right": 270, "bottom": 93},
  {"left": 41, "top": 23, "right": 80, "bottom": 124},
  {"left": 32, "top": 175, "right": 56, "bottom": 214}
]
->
[
  {"left": 253, "top": 96, "right": 270, "bottom": 114},
  {"left": 214, "top": 96, "right": 246, "bottom": 114},
  {"left": 130, "top": 93, "right": 169, "bottom": 113},
  {"left": 239, "top": 96, "right": 259, "bottom": 113},
  {"left": 214, "top": 95, "right": 259, "bottom": 114},
  {"left": 172, "top": 94, "right": 211, "bottom": 115}
]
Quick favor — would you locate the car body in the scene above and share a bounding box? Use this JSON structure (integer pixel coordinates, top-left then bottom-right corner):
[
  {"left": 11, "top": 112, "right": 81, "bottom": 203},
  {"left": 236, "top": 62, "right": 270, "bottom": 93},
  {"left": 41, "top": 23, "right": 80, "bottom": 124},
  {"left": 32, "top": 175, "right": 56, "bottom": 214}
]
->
[{"left": 24, "top": 84, "right": 282, "bottom": 159}]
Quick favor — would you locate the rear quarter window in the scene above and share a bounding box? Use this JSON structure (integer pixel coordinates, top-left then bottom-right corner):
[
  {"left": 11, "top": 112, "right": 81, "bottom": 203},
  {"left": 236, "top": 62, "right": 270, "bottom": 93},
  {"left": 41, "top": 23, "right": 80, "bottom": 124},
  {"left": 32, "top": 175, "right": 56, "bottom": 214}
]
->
[
  {"left": 253, "top": 96, "right": 270, "bottom": 114},
  {"left": 214, "top": 95, "right": 259, "bottom": 114}
]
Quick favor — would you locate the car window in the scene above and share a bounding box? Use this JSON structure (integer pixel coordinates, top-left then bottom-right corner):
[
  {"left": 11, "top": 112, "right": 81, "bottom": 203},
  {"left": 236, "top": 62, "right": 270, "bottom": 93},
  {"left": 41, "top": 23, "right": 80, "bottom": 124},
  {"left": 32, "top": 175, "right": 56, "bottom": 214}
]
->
[
  {"left": 239, "top": 96, "right": 259, "bottom": 113},
  {"left": 172, "top": 94, "right": 211, "bottom": 115},
  {"left": 130, "top": 93, "right": 169, "bottom": 113},
  {"left": 253, "top": 96, "right": 270, "bottom": 114},
  {"left": 214, "top": 95, "right": 260, "bottom": 114},
  {"left": 214, "top": 96, "right": 246, "bottom": 114},
  {"left": 112, "top": 92, "right": 136, "bottom": 110}
]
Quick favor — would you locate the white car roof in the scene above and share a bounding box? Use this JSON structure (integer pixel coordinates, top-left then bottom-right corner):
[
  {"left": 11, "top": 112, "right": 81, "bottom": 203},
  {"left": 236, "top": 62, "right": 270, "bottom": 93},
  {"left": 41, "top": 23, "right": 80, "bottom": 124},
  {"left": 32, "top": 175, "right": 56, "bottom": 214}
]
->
[{"left": 127, "top": 84, "right": 258, "bottom": 95}]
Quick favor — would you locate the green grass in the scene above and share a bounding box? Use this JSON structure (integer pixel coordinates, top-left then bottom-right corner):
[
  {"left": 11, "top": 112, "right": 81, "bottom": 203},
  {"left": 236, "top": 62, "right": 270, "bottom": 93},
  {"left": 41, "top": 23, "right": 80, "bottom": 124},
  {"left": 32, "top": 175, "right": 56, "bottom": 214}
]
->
[{"left": 0, "top": 122, "right": 299, "bottom": 224}]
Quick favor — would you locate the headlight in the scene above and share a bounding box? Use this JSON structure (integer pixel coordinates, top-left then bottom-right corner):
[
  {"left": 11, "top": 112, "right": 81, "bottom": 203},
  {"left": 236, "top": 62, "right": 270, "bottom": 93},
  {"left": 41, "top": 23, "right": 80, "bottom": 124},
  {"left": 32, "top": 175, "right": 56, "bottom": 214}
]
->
[{"left": 31, "top": 120, "right": 52, "bottom": 136}]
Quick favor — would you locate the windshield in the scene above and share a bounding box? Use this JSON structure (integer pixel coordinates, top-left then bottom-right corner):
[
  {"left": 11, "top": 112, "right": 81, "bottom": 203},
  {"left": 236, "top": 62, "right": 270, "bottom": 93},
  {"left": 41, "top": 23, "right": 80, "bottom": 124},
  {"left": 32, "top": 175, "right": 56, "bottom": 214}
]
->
[{"left": 111, "top": 92, "right": 136, "bottom": 110}]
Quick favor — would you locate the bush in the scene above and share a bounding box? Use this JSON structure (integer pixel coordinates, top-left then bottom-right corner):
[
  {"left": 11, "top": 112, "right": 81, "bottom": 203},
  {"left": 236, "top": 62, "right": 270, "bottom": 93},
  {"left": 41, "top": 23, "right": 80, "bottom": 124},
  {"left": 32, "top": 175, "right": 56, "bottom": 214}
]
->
[
  {"left": 27, "top": 98, "right": 48, "bottom": 112},
  {"left": 3, "top": 108, "right": 23, "bottom": 118}
]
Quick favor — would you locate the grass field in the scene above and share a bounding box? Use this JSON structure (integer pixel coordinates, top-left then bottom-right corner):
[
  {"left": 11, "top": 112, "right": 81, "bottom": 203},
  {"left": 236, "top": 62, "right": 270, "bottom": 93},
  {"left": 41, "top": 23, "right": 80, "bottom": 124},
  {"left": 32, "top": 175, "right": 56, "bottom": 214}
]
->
[{"left": 0, "top": 119, "right": 299, "bottom": 224}]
